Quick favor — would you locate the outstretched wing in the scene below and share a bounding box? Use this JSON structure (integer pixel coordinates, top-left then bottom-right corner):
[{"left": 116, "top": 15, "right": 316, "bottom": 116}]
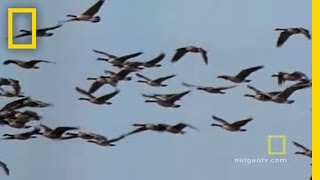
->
[
  {"left": 211, "top": 115, "right": 229, "bottom": 125},
  {"left": 293, "top": 141, "right": 310, "bottom": 151},
  {"left": 277, "top": 31, "right": 292, "bottom": 47},
  {"left": 235, "top": 65, "right": 264, "bottom": 80},
  {"left": 230, "top": 118, "right": 253, "bottom": 128},
  {"left": 82, "top": 0, "right": 105, "bottom": 16},
  {"left": 154, "top": 75, "right": 176, "bottom": 83},
  {"left": 171, "top": 48, "right": 188, "bottom": 63}
]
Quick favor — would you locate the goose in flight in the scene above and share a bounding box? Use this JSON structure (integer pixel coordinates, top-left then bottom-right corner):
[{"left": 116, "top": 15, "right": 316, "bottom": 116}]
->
[
  {"left": 87, "top": 69, "right": 133, "bottom": 93},
  {"left": 3, "top": 59, "right": 55, "bottom": 69},
  {"left": 275, "top": 27, "right": 311, "bottom": 47},
  {"left": 263, "top": 82, "right": 310, "bottom": 104},
  {"left": 144, "top": 91, "right": 191, "bottom": 108},
  {"left": 87, "top": 134, "right": 127, "bottom": 146},
  {"left": 244, "top": 85, "right": 281, "bottom": 102},
  {"left": 217, "top": 65, "right": 264, "bottom": 83},
  {"left": 182, "top": 82, "right": 236, "bottom": 94},
  {"left": 2, "top": 127, "right": 41, "bottom": 140},
  {"left": 136, "top": 73, "right": 176, "bottom": 87},
  {"left": 75, "top": 87, "right": 120, "bottom": 105},
  {"left": 272, "top": 71, "right": 309, "bottom": 86},
  {"left": 141, "top": 53, "right": 166, "bottom": 68},
  {"left": 172, "top": 46, "right": 208, "bottom": 65},
  {"left": 13, "top": 23, "right": 63, "bottom": 39},
  {"left": 293, "top": 141, "right": 312, "bottom": 158},
  {"left": 63, "top": 0, "right": 106, "bottom": 23},
  {"left": 37, "top": 124, "right": 79, "bottom": 140},
  {"left": 126, "top": 122, "right": 198, "bottom": 136},
  {"left": 0, "top": 161, "right": 9, "bottom": 176},
  {"left": 0, "top": 78, "right": 21, "bottom": 96},
  {"left": 211, "top": 115, "right": 253, "bottom": 132},
  {"left": 0, "top": 97, "right": 52, "bottom": 112},
  {"left": 93, "top": 49, "right": 143, "bottom": 67}
]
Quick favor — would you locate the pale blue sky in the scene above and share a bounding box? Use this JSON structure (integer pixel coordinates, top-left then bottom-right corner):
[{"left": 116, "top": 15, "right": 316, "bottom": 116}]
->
[{"left": 1, "top": 0, "right": 311, "bottom": 179}]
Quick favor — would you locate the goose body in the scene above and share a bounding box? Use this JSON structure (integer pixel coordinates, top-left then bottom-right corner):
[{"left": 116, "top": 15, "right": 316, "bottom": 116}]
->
[
  {"left": 172, "top": 46, "right": 208, "bottom": 65},
  {"left": 211, "top": 115, "right": 253, "bottom": 132},
  {"left": 136, "top": 73, "right": 176, "bottom": 87},
  {"left": 217, "top": 65, "right": 264, "bottom": 83},
  {"left": 75, "top": 87, "right": 120, "bottom": 105},
  {"left": 144, "top": 91, "right": 191, "bottom": 108}
]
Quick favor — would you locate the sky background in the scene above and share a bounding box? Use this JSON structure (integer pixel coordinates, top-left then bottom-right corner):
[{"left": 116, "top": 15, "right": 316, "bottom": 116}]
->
[{"left": 0, "top": 0, "right": 311, "bottom": 179}]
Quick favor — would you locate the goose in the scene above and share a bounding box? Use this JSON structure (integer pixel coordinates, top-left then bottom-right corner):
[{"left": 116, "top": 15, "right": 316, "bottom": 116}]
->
[
  {"left": 102, "top": 69, "right": 134, "bottom": 87},
  {"left": 0, "top": 161, "right": 9, "bottom": 176},
  {"left": 12, "top": 110, "right": 42, "bottom": 121},
  {"left": 0, "top": 78, "right": 21, "bottom": 96},
  {"left": 2, "top": 127, "right": 40, "bottom": 140},
  {"left": 182, "top": 82, "right": 236, "bottom": 94},
  {"left": 144, "top": 91, "right": 191, "bottom": 108},
  {"left": 272, "top": 71, "right": 309, "bottom": 86},
  {"left": 121, "top": 61, "right": 144, "bottom": 71},
  {"left": 293, "top": 141, "right": 312, "bottom": 158},
  {"left": 275, "top": 27, "right": 311, "bottom": 47},
  {"left": 93, "top": 49, "right": 143, "bottom": 67},
  {"left": 142, "top": 93, "right": 181, "bottom": 100},
  {"left": 217, "top": 65, "right": 264, "bottom": 83},
  {"left": 172, "top": 46, "right": 208, "bottom": 65},
  {"left": 65, "top": 131, "right": 105, "bottom": 140},
  {"left": 3, "top": 59, "right": 55, "bottom": 69},
  {"left": 164, "top": 123, "right": 199, "bottom": 134},
  {"left": 244, "top": 85, "right": 281, "bottom": 102},
  {"left": 37, "top": 124, "right": 79, "bottom": 140},
  {"left": 141, "top": 53, "right": 165, "bottom": 68},
  {"left": 63, "top": 0, "right": 105, "bottom": 23},
  {"left": 0, "top": 119, "right": 32, "bottom": 129},
  {"left": 13, "top": 23, "right": 63, "bottom": 39},
  {"left": 86, "top": 76, "right": 111, "bottom": 94},
  {"left": 264, "top": 83, "right": 310, "bottom": 104},
  {"left": 136, "top": 73, "right": 176, "bottom": 87},
  {"left": 127, "top": 123, "right": 198, "bottom": 136},
  {"left": 75, "top": 87, "right": 120, "bottom": 105},
  {"left": 211, "top": 115, "right": 253, "bottom": 132},
  {"left": 87, "top": 134, "right": 127, "bottom": 146},
  {"left": 0, "top": 97, "right": 52, "bottom": 112}
]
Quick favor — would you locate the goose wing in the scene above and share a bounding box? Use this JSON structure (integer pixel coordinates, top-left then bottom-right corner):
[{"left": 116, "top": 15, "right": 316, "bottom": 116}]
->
[
  {"left": 171, "top": 48, "right": 188, "bottom": 63},
  {"left": 0, "top": 161, "right": 9, "bottom": 176},
  {"left": 38, "top": 24, "right": 63, "bottom": 31},
  {"left": 88, "top": 80, "right": 105, "bottom": 94},
  {"left": 211, "top": 115, "right": 229, "bottom": 125},
  {"left": 154, "top": 75, "right": 176, "bottom": 83},
  {"left": 200, "top": 48, "right": 208, "bottom": 65},
  {"left": 172, "top": 123, "right": 199, "bottom": 131},
  {"left": 276, "top": 83, "right": 310, "bottom": 99},
  {"left": 293, "top": 141, "right": 310, "bottom": 151},
  {"left": 136, "top": 73, "right": 151, "bottom": 81},
  {"left": 165, "top": 91, "right": 191, "bottom": 102},
  {"left": 52, "top": 127, "right": 79, "bottom": 136},
  {"left": 82, "top": 0, "right": 105, "bottom": 16},
  {"left": 96, "top": 90, "right": 120, "bottom": 102},
  {"left": 93, "top": 49, "right": 117, "bottom": 59},
  {"left": 115, "top": 52, "right": 143, "bottom": 63},
  {"left": 277, "top": 31, "right": 292, "bottom": 47},
  {"left": 235, "top": 65, "right": 264, "bottom": 80},
  {"left": 75, "top": 87, "right": 95, "bottom": 99},
  {"left": 230, "top": 118, "right": 253, "bottom": 128},
  {"left": 144, "top": 53, "right": 165, "bottom": 66}
]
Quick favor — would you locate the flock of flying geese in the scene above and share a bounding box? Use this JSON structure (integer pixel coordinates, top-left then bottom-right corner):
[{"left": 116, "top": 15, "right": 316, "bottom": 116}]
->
[{"left": 0, "top": 0, "right": 312, "bottom": 179}]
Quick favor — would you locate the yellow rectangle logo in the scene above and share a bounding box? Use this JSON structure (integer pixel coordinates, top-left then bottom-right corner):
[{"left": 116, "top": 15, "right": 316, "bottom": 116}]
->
[
  {"left": 268, "top": 135, "right": 287, "bottom": 155},
  {"left": 8, "top": 8, "right": 37, "bottom": 49}
]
